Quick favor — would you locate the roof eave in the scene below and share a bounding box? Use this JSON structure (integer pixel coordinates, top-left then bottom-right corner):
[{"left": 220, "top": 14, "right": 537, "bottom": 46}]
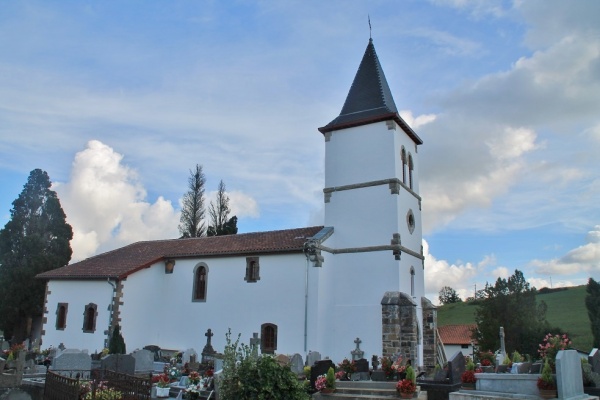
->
[{"left": 318, "top": 113, "right": 423, "bottom": 145}]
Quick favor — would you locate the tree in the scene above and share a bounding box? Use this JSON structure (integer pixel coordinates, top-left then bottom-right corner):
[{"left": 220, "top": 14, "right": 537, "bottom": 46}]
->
[
  {"left": 108, "top": 324, "right": 126, "bottom": 354},
  {"left": 178, "top": 164, "right": 206, "bottom": 238},
  {"left": 207, "top": 180, "right": 238, "bottom": 236},
  {"left": 439, "top": 286, "right": 462, "bottom": 304},
  {"left": 475, "top": 270, "right": 552, "bottom": 357},
  {"left": 586, "top": 277, "right": 600, "bottom": 348},
  {"left": 0, "top": 169, "right": 73, "bottom": 341}
]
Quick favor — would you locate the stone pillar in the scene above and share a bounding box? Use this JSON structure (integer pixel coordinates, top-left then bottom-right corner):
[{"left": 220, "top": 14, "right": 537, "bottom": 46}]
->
[
  {"left": 421, "top": 297, "right": 437, "bottom": 370},
  {"left": 381, "top": 292, "right": 417, "bottom": 362}
]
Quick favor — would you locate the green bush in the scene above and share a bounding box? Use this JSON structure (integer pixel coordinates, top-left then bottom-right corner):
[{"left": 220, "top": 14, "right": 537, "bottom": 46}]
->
[
  {"left": 218, "top": 329, "right": 309, "bottom": 400},
  {"left": 405, "top": 365, "right": 416, "bottom": 383},
  {"left": 326, "top": 367, "right": 335, "bottom": 389}
]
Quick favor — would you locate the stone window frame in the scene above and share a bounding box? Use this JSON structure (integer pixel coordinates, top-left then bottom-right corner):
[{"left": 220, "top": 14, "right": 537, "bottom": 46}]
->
[
  {"left": 408, "top": 153, "right": 414, "bottom": 189},
  {"left": 401, "top": 146, "right": 407, "bottom": 184},
  {"left": 56, "top": 302, "right": 68, "bottom": 330},
  {"left": 261, "top": 323, "right": 277, "bottom": 354},
  {"left": 406, "top": 209, "right": 415, "bottom": 234},
  {"left": 82, "top": 303, "right": 98, "bottom": 333},
  {"left": 192, "top": 263, "right": 209, "bottom": 302},
  {"left": 245, "top": 257, "right": 260, "bottom": 283}
]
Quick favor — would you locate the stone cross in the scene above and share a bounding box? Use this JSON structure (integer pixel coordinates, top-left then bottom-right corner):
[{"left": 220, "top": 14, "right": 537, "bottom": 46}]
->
[
  {"left": 351, "top": 337, "right": 364, "bottom": 361},
  {"left": 205, "top": 329, "right": 214, "bottom": 346},
  {"left": 250, "top": 333, "right": 260, "bottom": 357},
  {"left": 499, "top": 327, "right": 506, "bottom": 357}
]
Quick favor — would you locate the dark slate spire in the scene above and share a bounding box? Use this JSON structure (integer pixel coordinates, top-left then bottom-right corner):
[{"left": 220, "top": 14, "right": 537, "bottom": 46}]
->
[{"left": 319, "top": 39, "right": 422, "bottom": 145}]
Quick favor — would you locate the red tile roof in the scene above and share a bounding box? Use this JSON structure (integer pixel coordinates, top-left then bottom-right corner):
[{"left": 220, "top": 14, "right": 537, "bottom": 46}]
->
[
  {"left": 438, "top": 324, "right": 477, "bottom": 345},
  {"left": 36, "top": 226, "right": 324, "bottom": 280}
]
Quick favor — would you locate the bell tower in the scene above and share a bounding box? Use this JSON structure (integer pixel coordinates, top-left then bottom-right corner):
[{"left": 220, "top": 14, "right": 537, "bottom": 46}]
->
[{"left": 315, "top": 38, "right": 427, "bottom": 365}]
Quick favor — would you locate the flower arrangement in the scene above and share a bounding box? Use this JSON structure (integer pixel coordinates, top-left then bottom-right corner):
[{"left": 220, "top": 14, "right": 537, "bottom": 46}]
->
[
  {"left": 314, "top": 374, "right": 327, "bottom": 391},
  {"left": 479, "top": 350, "right": 495, "bottom": 367},
  {"left": 156, "top": 374, "right": 171, "bottom": 388},
  {"left": 337, "top": 358, "right": 357, "bottom": 374},
  {"left": 80, "top": 381, "right": 123, "bottom": 400},
  {"left": 188, "top": 371, "right": 201, "bottom": 384},
  {"left": 461, "top": 370, "right": 476, "bottom": 384},
  {"left": 538, "top": 333, "right": 571, "bottom": 369},
  {"left": 185, "top": 382, "right": 205, "bottom": 399},
  {"left": 381, "top": 355, "right": 405, "bottom": 378},
  {"left": 537, "top": 359, "right": 556, "bottom": 390},
  {"left": 396, "top": 379, "right": 416, "bottom": 394},
  {"left": 167, "top": 365, "right": 181, "bottom": 381},
  {"left": 204, "top": 368, "right": 214, "bottom": 378},
  {"left": 335, "top": 370, "right": 345, "bottom": 380}
]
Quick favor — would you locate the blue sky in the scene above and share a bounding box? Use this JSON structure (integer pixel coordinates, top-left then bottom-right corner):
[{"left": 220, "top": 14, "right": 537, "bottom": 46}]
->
[{"left": 1, "top": 0, "right": 599, "bottom": 302}]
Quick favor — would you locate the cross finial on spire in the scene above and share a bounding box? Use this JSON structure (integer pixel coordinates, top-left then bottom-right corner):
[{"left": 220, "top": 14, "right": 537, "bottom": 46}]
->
[{"left": 368, "top": 15, "right": 372, "bottom": 40}]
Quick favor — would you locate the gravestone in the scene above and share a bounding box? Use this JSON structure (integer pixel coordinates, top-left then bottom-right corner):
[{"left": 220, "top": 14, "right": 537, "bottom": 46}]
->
[
  {"left": 447, "top": 351, "right": 465, "bottom": 384},
  {"left": 275, "top": 354, "right": 290, "bottom": 367},
  {"left": 310, "top": 359, "right": 335, "bottom": 390},
  {"left": 589, "top": 348, "right": 600, "bottom": 373},
  {"left": 516, "top": 362, "right": 531, "bottom": 374},
  {"left": 351, "top": 337, "right": 364, "bottom": 361},
  {"left": 480, "top": 366, "right": 494, "bottom": 373},
  {"left": 371, "top": 355, "right": 379, "bottom": 370},
  {"left": 101, "top": 354, "right": 136, "bottom": 375},
  {"left": 143, "top": 345, "right": 161, "bottom": 361},
  {"left": 496, "top": 364, "right": 508, "bottom": 373},
  {"left": 351, "top": 358, "right": 370, "bottom": 381},
  {"left": 133, "top": 349, "right": 154, "bottom": 373},
  {"left": 183, "top": 348, "right": 198, "bottom": 364},
  {"left": 51, "top": 349, "right": 92, "bottom": 377},
  {"left": 306, "top": 351, "right": 321, "bottom": 367},
  {"left": 290, "top": 353, "right": 304, "bottom": 375},
  {"left": 499, "top": 326, "right": 506, "bottom": 357},
  {"left": 556, "top": 350, "right": 584, "bottom": 399},
  {"left": 529, "top": 362, "right": 542, "bottom": 374}
]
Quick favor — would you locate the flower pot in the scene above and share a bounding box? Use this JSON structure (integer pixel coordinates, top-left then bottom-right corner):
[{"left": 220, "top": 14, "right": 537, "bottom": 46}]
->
[
  {"left": 539, "top": 389, "right": 557, "bottom": 399},
  {"left": 399, "top": 392, "right": 414, "bottom": 399},
  {"left": 321, "top": 388, "right": 335, "bottom": 394},
  {"left": 462, "top": 382, "right": 476, "bottom": 390},
  {"left": 156, "top": 386, "right": 170, "bottom": 398}
]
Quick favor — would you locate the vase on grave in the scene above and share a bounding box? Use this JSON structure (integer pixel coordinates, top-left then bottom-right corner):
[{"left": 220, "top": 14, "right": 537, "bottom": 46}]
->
[
  {"left": 156, "top": 386, "right": 170, "bottom": 398},
  {"left": 461, "top": 382, "right": 475, "bottom": 390}
]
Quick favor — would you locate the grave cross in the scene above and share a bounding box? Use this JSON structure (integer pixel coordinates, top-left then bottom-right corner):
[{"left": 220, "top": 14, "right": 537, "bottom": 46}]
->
[
  {"left": 250, "top": 333, "right": 260, "bottom": 357},
  {"left": 351, "top": 337, "right": 364, "bottom": 361},
  {"left": 499, "top": 326, "right": 506, "bottom": 357},
  {"left": 354, "top": 337, "right": 361, "bottom": 350},
  {"left": 205, "top": 329, "right": 214, "bottom": 346}
]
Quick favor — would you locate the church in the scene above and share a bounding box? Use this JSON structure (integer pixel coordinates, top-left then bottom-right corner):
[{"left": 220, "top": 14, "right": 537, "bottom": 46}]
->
[{"left": 37, "top": 38, "right": 439, "bottom": 369}]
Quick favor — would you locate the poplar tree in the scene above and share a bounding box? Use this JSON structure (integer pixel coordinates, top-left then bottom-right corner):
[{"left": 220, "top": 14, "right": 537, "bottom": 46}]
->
[
  {"left": 0, "top": 169, "right": 73, "bottom": 341},
  {"left": 178, "top": 164, "right": 206, "bottom": 238},
  {"left": 207, "top": 180, "right": 238, "bottom": 236}
]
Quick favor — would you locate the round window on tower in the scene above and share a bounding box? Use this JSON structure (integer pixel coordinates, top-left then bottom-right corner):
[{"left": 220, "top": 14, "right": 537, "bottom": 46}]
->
[{"left": 407, "top": 209, "right": 415, "bottom": 234}]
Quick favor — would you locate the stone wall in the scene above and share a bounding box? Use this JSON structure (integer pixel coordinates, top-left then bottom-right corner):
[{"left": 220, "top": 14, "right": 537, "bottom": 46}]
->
[
  {"left": 421, "top": 297, "right": 437, "bottom": 369},
  {"left": 381, "top": 292, "right": 417, "bottom": 362}
]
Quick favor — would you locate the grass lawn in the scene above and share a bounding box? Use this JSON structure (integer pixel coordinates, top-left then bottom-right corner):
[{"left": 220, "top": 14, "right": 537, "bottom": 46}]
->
[{"left": 437, "top": 285, "right": 594, "bottom": 352}]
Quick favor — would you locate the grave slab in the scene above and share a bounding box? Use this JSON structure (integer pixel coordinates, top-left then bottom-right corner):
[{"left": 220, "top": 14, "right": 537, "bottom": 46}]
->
[{"left": 556, "top": 349, "right": 586, "bottom": 399}]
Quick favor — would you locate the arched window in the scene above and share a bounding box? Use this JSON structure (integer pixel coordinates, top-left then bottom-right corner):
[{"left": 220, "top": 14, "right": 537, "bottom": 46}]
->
[
  {"left": 401, "top": 147, "right": 407, "bottom": 184},
  {"left": 193, "top": 264, "right": 208, "bottom": 301},
  {"left": 245, "top": 257, "right": 260, "bottom": 283},
  {"left": 410, "top": 267, "right": 415, "bottom": 297},
  {"left": 56, "top": 303, "right": 68, "bottom": 330},
  {"left": 408, "top": 154, "right": 414, "bottom": 190},
  {"left": 261, "top": 323, "right": 277, "bottom": 354},
  {"left": 82, "top": 303, "right": 97, "bottom": 333}
]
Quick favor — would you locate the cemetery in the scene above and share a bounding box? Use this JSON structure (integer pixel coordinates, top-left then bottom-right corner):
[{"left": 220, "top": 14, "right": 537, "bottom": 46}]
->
[{"left": 2, "top": 325, "right": 600, "bottom": 400}]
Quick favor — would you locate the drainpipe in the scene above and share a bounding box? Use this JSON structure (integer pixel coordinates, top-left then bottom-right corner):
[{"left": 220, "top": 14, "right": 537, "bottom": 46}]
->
[{"left": 106, "top": 278, "right": 117, "bottom": 348}]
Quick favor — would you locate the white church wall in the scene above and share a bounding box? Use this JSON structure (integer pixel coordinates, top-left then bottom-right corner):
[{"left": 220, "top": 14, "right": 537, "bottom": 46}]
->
[
  {"left": 118, "top": 252, "right": 315, "bottom": 356},
  {"left": 325, "top": 122, "right": 396, "bottom": 188},
  {"left": 42, "top": 280, "right": 113, "bottom": 352}
]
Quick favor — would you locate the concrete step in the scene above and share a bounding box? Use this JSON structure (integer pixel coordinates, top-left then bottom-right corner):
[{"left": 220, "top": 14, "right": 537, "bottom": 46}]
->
[{"left": 312, "top": 381, "right": 426, "bottom": 400}]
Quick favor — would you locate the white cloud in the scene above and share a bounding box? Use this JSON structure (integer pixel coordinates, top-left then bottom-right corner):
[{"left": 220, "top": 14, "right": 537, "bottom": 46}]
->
[
  {"left": 400, "top": 110, "right": 437, "bottom": 130},
  {"left": 530, "top": 225, "right": 600, "bottom": 275},
  {"left": 54, "top": 140, "right": 181, "bottom": 261}
]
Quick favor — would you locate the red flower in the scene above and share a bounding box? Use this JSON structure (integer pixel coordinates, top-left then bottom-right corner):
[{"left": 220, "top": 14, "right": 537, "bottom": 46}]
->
[
  {"left": 461, "top": 370, "right": 476, "bottom": 384},
  {"left": 396, "top": 379, "right": 416, "bottom": 394}
]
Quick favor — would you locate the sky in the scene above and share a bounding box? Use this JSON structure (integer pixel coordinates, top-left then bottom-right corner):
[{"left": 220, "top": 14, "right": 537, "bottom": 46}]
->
[{"left": 1, "top": 0, "right": 599, "bottom": 304}]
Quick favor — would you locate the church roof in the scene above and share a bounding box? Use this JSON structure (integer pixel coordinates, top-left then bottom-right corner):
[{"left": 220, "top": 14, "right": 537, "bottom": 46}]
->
[
  {"left": 36, "top": 226, "right": 324, "bottom": 280},
  {"left": 318, "top": 39, "right": 422, "bottom": 145}
]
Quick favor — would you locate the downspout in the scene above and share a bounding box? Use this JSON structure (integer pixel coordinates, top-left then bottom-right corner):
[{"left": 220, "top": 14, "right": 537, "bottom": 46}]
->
[
  {"left": 304, "top": 255, "right": 309, "bottom": 357},
  {"left": 106, "top": 278, "right": 117, "bottom": 348}
]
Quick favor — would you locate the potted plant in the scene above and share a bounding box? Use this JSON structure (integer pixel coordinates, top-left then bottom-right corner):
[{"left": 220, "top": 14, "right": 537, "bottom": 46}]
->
[
  {"left": 337, "top": 358, "right": 356, "bottom": 380},
  {"left": 460, "top": 359, "right": 477, "bottom": 389},
  {"left": 537, "top": 359, "right": 557, "bottom": 399},
  {"left": 396, "top": 365, "right": 417, "bottom": 398},
  {"left": 324, "top": 367, "right": 336, "bottom": 393},
  {"left": 155, "top": 373, "right": 171, "bottom": 398},
  {"left": 538, "top": 333, "right": 571, "bottom": 371}
]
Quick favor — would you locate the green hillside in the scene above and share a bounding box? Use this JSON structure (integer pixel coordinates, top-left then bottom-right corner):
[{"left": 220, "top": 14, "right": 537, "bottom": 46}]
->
[{"left": 437, "top": 285, "right": 594, "bottom": 352}]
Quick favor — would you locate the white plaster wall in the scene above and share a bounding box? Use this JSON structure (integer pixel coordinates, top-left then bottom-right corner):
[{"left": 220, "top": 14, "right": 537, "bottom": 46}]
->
[
  {"left": 444, "top": 344, "right": 475, "bottom": 360},
  {"left": 42, "top": 280, "right": 113, "bottom": 352},
  {"left": 118, "top": 253, "right": 315, "bottom": 357}
]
